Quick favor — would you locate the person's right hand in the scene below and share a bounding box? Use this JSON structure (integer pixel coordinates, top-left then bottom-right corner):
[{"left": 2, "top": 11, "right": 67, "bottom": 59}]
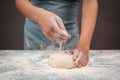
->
[
  {"left": 38, "top": 9, "right": 71, "bottom": 43},
  {"left": 15, "top": 0, "right": 70, "bottom": 43}
]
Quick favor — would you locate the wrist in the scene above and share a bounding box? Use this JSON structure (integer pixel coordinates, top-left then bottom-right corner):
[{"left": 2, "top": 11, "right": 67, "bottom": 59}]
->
[
  {"left": 76, "top": 42, "right": 90, "bottom": 54},
  {"left": 77, "top": 41, "right": 90, "bottom": 48},
  {"left": 35, "top": 8, "right": 47, "bottom": 23}
]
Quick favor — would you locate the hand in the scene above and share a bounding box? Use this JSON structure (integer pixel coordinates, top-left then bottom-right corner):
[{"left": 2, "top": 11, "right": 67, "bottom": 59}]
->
[
  {"left": 65, "top": 49, "right": 89, "bottom": 67},
  {"left": 38, "top": 10, "right": 71, "bottom": 43}
]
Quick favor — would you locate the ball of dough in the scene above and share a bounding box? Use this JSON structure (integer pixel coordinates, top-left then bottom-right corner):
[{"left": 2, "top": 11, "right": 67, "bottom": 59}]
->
[{"left": 48, "top": 52, "right": 76, "bottom": 69}]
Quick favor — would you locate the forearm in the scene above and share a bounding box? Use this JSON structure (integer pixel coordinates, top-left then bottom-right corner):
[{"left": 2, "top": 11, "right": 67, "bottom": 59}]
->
[
  {"left": 15, "top": 0, "right": 45, "bottom": 23},
  {"left": 77, "top": 0, "right": 98, "bottom": 49}
]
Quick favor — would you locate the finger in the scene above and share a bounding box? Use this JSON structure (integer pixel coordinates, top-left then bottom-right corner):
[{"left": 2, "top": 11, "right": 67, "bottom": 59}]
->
[
  {"left": 55, "top": 17, "right": 71, "bottom": 39},
  {"left": 73, "top": 49, "right": 79, "bottom": 61},
  {"left": 53, "top": 33, "right": 67, "bottom": 42},
  {"left": 58, "top": 30, "right": 71, "bottom": 40},
  {"left": 78, "top": 64, "right": 83, "bottom": 68},
  {"left": 50, "top": 17, "right": 61, "bottom": 33},
  {"left": 74, "top": 57, "right": 80, "bottom": 66},
  {"left": 79, "top": 54, "right": 88, "bottom": 66},
  {"left": 53, "top": 32, "right": 70, "bottom": 43},
  {"left": 64, "top": 50, "right": 70, "bottom": 53},
  {"left": 54, "top": 29, "right": 69, "bottom": 40},
  {"left": 55, "top": 16, "right": 67, "bottom": 31},
  {"left": 75, "top": 51, "right": 83, "bottom": 63},
  {"left": 71, "top": 49, "right": 76, "bottom": 53},
  {"left": 74, "top": 61, "right": 82, "bottom": 68},
  {"left": 74, "top": 57, "right": 83, "bottom": 68},
  {"left": 50, "top": 18, "right": 69, "bottom": 41},
  {"left": 51, "top": 37, "right": 57, "bottom": 42},
  {"left": 47, "top": 32, "right": 58, "bottom": 42},
  {"left": 77, "top": 52, "right": 88, "bottom": 66},
  {"left": 73, "top": 56, "right": 78, "bottom": 61},
  {"left": 64, "top": 49, "right": 75, "bottom": 54}
]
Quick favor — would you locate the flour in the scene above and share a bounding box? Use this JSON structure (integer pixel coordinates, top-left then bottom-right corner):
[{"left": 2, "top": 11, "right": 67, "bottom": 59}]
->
[{"left": 0, "top": 50, "right": 120, "bottom": 80}]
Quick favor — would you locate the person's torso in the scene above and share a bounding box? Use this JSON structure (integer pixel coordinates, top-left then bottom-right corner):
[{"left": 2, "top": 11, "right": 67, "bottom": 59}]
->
[
  {"left": 24, "top": 0, "right": 80, "bottom": 50},
  {"left": 30, "top": 0, "right": 80, "bottom": 24}
]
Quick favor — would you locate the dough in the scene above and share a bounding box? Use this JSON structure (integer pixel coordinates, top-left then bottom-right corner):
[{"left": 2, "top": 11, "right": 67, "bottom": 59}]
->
[{"left": 48, "top": 52, "right": 76, "bottom": 69}]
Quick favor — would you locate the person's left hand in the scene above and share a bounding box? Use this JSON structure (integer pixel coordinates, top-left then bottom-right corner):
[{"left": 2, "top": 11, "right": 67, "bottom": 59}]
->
[{"left": 65, "top": 48, "right": 89, "bottom": 67}]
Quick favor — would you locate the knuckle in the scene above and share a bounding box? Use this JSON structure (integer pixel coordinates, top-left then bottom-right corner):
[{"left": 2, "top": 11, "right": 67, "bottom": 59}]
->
[
  {"left": 56, "top": 16, "right": 62, "bottom": 21},
  {"left": 58, "top": 17, "right": 62, "bottom": 21},
  {"left": 82, "top": 63, "right": 87, "bottom": 66},
  {"left": 45, "top": 31, "right": 49, "bottom": 35}
]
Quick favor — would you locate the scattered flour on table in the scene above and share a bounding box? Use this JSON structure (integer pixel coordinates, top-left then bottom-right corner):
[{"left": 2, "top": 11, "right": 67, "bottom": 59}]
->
[{"left": 0, "top": 51, "right": 120, "bottom": 80}]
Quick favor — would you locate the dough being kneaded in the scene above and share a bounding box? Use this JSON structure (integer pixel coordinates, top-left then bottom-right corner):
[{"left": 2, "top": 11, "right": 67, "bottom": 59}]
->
[{"left": 48, "top": 52, "right": 76, "bottom": 69}]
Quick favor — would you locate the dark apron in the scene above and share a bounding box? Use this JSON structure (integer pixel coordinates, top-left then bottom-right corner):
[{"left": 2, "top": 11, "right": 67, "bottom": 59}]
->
[{"left": 24, "top": 0, "right": 80, "bottom": 50}]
